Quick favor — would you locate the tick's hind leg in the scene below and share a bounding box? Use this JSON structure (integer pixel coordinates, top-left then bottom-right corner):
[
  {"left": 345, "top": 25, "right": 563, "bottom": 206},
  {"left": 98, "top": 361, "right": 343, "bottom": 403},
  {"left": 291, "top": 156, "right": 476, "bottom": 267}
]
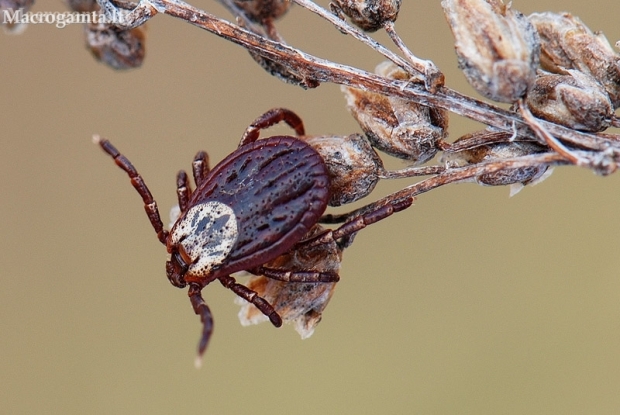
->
[
  {"left": 188, "top": 284, "right": 214, "bottom": 368},
  {"left": 94, "top": 135, "right": 168, "bottom": 245},
  {"left": 310, "top": 197, "right": 415, "bottom": 249},
  {"left": 239, "top": 108, "right": 306, "bottom": 146},
  {"left": 255, "top": 267, "right": 340, "bottom": 283}
]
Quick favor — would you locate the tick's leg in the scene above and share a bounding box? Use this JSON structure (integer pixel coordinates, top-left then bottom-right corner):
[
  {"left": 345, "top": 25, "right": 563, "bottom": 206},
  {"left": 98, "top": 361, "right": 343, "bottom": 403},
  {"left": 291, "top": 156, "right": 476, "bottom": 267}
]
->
[
  {"left": 94, "top": 135, "right": 168, "bottom": 245},
  {"left": 332, "top": 197, "right": 414, "bottom": 241},
  {"left": 218, "top": 275, "right": 282, "bottom": 327},
  {"left": 307, "top": 197, "right": 414, "bottom": 248},
  {"left": 176, "top": 170, "right": 192, "bottom": 213},
  {"left": 239, "top": 108, "right": 305, "bottom": 146},
  {"left": 254, "top": 266, "right": 340, "bottom": 283},
  {"left": 192, "top": 151, "right": 210, "bottom": 187},
  {"left": 188, "top": 283, "right": 214, "bottom": 368}
]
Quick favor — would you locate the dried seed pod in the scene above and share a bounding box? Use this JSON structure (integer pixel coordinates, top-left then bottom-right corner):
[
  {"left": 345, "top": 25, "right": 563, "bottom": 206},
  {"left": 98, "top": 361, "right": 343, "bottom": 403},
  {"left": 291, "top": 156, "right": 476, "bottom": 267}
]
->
[
  {"left": 237, "top": 224, "right": 342, "bottom": 339},
  {"left": 233, "top": 0, "right": 292, "bottom": 22},
  {"left": 247, "top": 50, "right": 320, "bottom": 88},
  {"left": 331, "top": 0, "right": 401, "bottom": 32},
  {"left": 528, "top": 12, "right": 620, "bottom": 108},
  {"left": 441, "top": 0, "right": 540, "bottom": 103},
  {"left": 85, "top": 22, "right": 146, "bottom": 70},
  {"left": 342, "top": 61, "right": 448, "bottom": 163},
  {"left": 235, "top": 3, "right": 319, "bottom": 89},
  {"left": 442, "top": 131, "right": 552, "bottom": 194},
  {"left": 526, "top": 70, "right": 613, "bottom": 132},
  {"left": 1, "top": 0, "right": 34, "bottom": 33},
  {"left": 304, "top": 133, "right": 383, "bottom": 206}
]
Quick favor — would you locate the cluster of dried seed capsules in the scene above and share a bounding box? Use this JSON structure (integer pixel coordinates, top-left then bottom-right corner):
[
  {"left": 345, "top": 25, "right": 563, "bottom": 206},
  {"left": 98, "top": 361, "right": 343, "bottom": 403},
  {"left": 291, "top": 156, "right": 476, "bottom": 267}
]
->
[
  {"left": 342, "top": 1, "right": 620, "bottom": 191},
  {"left": 223, "top": 0, "right": 620, "bottom": 192},
  {"left": 442, "top": 1, "right": 619, "bottom": 124},
  {"left": 440, "top": 2, "right": 619, "bottom": 187}
]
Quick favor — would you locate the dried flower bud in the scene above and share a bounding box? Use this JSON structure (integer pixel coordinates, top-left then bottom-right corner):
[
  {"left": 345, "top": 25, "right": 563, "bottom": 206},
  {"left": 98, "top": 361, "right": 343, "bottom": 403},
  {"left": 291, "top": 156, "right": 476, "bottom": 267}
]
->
[
  {"left": 441, "top": 0, "right": 540, "bottom": 103},
  {"left": 442, "top": 131, "right": 552, "bottom": 194},
  {"left": 331, "top": 0, "right": 401, "bottom": 32},
  {"left": 304, "top": 133, "right": 382, "bottom": 206},
  {"left": 85, "top": 22, "right": 146, "bottom": 70},
  {"left": 1, "top": 0, "right": 34, "bottom": 33},
  {"left": 342, "top": 61, "right": 448, "bottom": 163},
  {"left": 233, "top": 0, "right": 291, "bottom": 22},
  {"left": 528, "top": 12, "right": 620, "bottom": 108},
  {"left": 237, "top": 224, "right": 342, "bottom": 339},
  {"left": 526, "top": 70, "right": 613, "bottom": 132}
]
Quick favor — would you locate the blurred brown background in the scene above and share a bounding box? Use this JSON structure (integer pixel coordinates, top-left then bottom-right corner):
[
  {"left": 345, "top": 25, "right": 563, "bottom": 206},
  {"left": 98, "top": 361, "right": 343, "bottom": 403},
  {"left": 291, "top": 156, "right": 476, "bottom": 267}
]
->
[{"left": 2, "top": 1, "right": 619, "bottom": 413}]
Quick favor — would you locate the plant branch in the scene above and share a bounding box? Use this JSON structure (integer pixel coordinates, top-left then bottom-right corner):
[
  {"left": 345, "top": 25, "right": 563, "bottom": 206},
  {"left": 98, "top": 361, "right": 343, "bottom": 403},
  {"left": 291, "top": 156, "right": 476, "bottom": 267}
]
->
[
  {"left": 97, "top": 0, "right": 620, "bottom": 160},
  {"left": 321, "top": 152, "right": 568, "bottom": 224}
]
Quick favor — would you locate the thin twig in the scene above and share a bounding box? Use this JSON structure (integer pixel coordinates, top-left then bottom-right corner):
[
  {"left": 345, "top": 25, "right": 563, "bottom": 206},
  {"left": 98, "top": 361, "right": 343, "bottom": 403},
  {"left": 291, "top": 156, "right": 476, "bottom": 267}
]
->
[
  {"left": 382, "top": 21, "right": 444, "bottom": 92},
  {"left": 321, "top": 152, "right": 567, "bottom": 224},
  {"left": 518, "top": 99, "right": 586, "bottom": 167},
  {"left": 292, "top": 0, "right": 423, "bottom": 83},
  {"left": 379, "top": 165, "right": 446, "bottom": 180},
  {"left": 156, "top": 1, "right": 619, "bottom": 148},
  {"left": 97, "top": 0, "right": 620, "bottom": 164}
]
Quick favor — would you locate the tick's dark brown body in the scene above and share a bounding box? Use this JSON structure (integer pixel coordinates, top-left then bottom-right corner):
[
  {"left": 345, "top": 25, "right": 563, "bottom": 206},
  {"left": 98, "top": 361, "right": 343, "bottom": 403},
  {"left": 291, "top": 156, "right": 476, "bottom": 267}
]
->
[{"left": 183, "top": 136, "right": 330, "bottom": 283}]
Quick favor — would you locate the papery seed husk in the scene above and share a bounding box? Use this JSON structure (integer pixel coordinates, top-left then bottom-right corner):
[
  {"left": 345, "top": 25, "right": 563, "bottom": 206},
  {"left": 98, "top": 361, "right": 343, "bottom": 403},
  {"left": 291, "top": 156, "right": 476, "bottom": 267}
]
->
[
  {"left": 529, "top": 12, "right": 620, "bottom": 108},
  {"left": 442, "top": 132, "right": 551, "bottom": 187},
  {"left": 85, "top": 23, "right": 146, "bottom": 70},
  {"left": 331, "top": 0, "right": 401, "bottom": 32},
  {"left": 442, "top": 0, "right": 540, "bottom": 103},
  {"left": 237, "top": 224, "right": 341, "bottom": 339},
  {"left": 304, "top": 134, "right": 382, "bottom": 206},
  {"left": 526, "top": 70, "right": 613, "bottom": 132},
  {"left": 342, "top": 61, "right": 447, "bottom": 163}
]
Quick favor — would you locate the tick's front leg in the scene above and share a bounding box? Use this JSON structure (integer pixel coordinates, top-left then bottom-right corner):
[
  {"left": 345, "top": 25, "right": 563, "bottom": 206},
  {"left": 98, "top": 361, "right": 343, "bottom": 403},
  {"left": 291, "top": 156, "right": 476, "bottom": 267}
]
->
[{"left": 188, "top": 283, "right": 214, "bottom": 368}]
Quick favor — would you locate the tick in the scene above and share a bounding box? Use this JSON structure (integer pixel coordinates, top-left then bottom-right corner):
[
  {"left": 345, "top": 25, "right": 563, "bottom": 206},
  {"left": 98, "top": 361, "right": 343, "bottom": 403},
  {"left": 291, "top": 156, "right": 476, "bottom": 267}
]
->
[{"left": 95, "top": 108, "right": 413, "bottom": 365}]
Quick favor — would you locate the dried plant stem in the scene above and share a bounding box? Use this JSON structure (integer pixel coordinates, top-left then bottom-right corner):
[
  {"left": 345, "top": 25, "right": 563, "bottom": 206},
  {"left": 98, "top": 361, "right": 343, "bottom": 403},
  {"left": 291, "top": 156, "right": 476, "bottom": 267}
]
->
[
  {"left": 95, "top": 0, "right": 620, "bottom": 181},
  {"left": 518, "top": 99, "right": 587, "bottom": 166},
  {"left": 104, "top": 0, "right": 618, "bottom": 158},
  {"left": 292, "top": 0, "right": 423, "bottom": 82},
  {"left": 379, "top": 165, "right": 446, "bottom": 180},
  {"left": 382, "top": 21, "right": 444, "bottom": 92},
  {"left": 321, "top": 152, "right": 567, "bottom": 224}
]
